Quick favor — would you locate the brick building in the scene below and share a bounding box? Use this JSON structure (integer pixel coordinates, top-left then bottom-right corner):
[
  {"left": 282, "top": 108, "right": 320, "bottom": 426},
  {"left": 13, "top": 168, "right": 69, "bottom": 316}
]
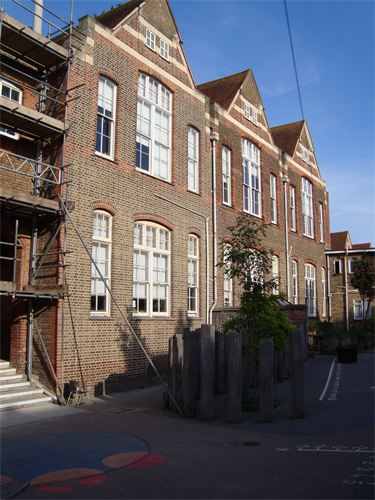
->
[
  {"left": 326, "top": 231, "right": 374, "bottom": 330},
  {"left": 1, "top": 0, "right": 330, "bottom": 399}
]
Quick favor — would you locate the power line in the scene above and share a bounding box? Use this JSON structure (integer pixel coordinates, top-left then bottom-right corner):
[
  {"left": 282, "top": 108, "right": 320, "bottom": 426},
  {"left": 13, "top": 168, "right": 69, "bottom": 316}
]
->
[{"left": 283, "top": 0, "right": 305, "bottom": 121}]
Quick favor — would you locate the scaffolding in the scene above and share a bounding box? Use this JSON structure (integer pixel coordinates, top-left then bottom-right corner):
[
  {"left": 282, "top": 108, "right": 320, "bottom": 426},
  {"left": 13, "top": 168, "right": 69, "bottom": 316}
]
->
[{"left": 0, "top": 0, "right": 77, "bottom": 388}]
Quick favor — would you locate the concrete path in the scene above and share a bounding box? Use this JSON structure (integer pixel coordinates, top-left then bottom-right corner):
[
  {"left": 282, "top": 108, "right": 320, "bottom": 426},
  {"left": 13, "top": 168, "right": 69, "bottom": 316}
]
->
[{"left": 1, "top": 354, "right": 374, "bottom": 499}]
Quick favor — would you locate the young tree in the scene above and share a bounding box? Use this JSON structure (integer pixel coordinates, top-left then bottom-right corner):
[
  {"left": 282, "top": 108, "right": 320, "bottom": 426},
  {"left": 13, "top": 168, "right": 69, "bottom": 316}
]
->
[
  {"left": 219, "top": 215, "right": 293, "bottom": 399},
  {"left": 350, "top": 255, "right": 375, "bottom": 323}
]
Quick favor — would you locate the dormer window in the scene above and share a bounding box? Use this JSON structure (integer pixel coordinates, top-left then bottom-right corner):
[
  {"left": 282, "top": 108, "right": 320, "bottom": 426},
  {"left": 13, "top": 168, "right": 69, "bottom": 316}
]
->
[
  {"left": 160, "top": 39, "right": 169, "bottom": 61},
  {"left": 0, "top": 79, "right": 22, "bottom": 139},
  {"left": 300, "top": 144, "right": 310, "bottom": 163},
  {"left": 145, "top": 29, "right": 156, "bottom": 51},
  {"left": 243, "top": 101, "right": 258, "bottom": 125}
]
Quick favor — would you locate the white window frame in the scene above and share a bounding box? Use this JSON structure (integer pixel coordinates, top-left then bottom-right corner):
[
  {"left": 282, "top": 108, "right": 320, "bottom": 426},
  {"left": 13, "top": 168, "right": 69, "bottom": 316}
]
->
[
  {"left": 300, "top": 144, "right": 310, "bottom": 163},
  {"left": 187, "top": 235, "right": 199, "bottom": 316},
  {"left": 270, "top": 174, "right": 277, "bottom": 224},
  {"left": 96, "top": 76, "right": 117, "bottom": 160},
  {"left": 242, "top": 139, "right": 261, "bottom": 217},
  {"left": 222, "top": 146, "right": 232, "bottom": 206},
  {"left": 145, "top": 29, "right": 156, "bottom": 51},
  {"left": 133, "top": 221, "right": 170, "bottom": 317},
  {"left": 136, "top": 73, "right": 172, "bottom": 182},
  {"left": 91, "top": 210, "right": 112, "bottom": 316},
  {"left": 243, "top": 101, "right": 258, "bottom": 125},
  {"left": 0, "top": 79, "right": 22, "bottom": 140},
  {"left": 160, "top": 39, "right": 170, "bottom": 61},
  {"left": 290, "top": 185, "right": 296, "bottom": 232},
  {"left": 292, "top": 260, "right": 298, "bottom": 305},
  {"left": 319, "top": 203, "right": 324, "bottom": 243},
  {"left": 348, "top": 259, "right": 355, "bottom": 274},
  {"left": 333, "top": 259, "right": 342, "bottom": 275},
  {"left": 302, "top": 177, "right": 314, "bottom": 238},
  {"left": 272, "top": 255, "right": 279, "bottom": 295},
  {"left": 188, "top": 126, "right": 199, "bottom": 193},
  {"left": 223, "top": 243, "right": 233, "bottom": 307},
  {"left": 305, "top": 263, "right": 316, "bottom": 317},
  {"left": 321, "top": 268, "right": 327, "bottom": 318},
  {"left": 353, "top": 299, "right": 371, "bottom": 320}
]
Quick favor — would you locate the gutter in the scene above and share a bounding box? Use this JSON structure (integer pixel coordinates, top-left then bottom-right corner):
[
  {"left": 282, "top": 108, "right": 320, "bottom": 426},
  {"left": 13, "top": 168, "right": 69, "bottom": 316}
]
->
[{"left": 208, "top": 127, "right": 218, "bottom": 324}]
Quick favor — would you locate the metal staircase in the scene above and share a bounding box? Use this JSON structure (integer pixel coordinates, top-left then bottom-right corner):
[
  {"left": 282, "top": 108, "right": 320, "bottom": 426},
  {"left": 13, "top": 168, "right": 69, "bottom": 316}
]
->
[{"left": 0, "top": 360, "right": 52, "bottom": 411}]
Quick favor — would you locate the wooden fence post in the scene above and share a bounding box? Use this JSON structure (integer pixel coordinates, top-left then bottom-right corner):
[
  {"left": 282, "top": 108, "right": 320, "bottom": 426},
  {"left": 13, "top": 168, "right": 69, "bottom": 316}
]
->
[
  {"left": 172, "top": 333, "right": 183, "bottom": 412},
  {"left": 290, "top": 322, "right": 305, "bottom": 419},
  {"left": 183, "top": 330, "right": 196, "bottom": 417},
  {"left": 226, "top": 330, "right": 242, "bottom": 423},
  {"left": 257, "top": 338, "right": 274, "bottom": 423},
  {"left": 215, "top": 331, "right": 226, "bottom": 394},
  {"left": 200, "top": 324, "right": 215, "bottom": 420}
]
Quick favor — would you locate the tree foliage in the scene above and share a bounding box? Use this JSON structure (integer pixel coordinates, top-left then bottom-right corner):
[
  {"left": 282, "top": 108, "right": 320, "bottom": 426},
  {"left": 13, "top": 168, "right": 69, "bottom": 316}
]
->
[
  {"left": 219, "top": 214, "right": 293, "bottom": 352},
  {"left": 350, "top": 255, "right": 375, "bottom": 319}
]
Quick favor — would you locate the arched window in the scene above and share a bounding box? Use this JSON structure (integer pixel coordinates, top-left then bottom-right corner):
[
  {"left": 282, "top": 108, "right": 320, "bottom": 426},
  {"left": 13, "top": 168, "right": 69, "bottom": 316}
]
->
[
  {"left": 187, "top": 234, "right": 199, "bottom": 315},
  {"left": 222, "top": 146, "right": 232, "bottom": 206},
  {"left": 91, "top": 210, "right": 112, "bottom": 314},
  {"left": 305, "top": 263, "right": 316, "bottom": 317},
  {"left": 242, "top": 138, "right": 261, "bottom": 217},
  {"left": 188, "top": 126, "right": 199, "bottom": 192},
  {"left": 96, "top": 76, "right": 117, "bottom": 159},
  {"left": 272, "top": 255, "right": 279, "bottom": 295},
  {"left": 136, "top": 73, "right": 172, "bottom": 181},
  {"left": 302, "top": 178, "right": 314, "bottom": 238},
  {"left": 223, "top": 243, "right": 233, "bottom": 307},
  {"left": 133, "top": 221, "right": 170, "bottom": 316},
  {"left": 292, "top": 260, "right": 298, "bottom": 304}
]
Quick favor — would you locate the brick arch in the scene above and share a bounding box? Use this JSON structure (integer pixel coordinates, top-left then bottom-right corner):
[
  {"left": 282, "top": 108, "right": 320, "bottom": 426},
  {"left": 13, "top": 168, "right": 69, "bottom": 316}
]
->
[
  {"left": 137, "top": 68, "right": 174, "bottom": 95},
  {"left": 187, "top": 228, "right": 202, "bottom": 239},
  {"left": 304, "top": 259, "right": 317, "bottom": 267},
  {"left": 97, "top": 71, "right": 120, "bottom": 87},
  {"left": 133, "top": 213, "right": 174, "bottom": 231},
  {"left": 92, "top": 201, "right": 116, "bottom": 215},
  {"left": 223, "top": 236, "right": 233, "bottom": 244}
]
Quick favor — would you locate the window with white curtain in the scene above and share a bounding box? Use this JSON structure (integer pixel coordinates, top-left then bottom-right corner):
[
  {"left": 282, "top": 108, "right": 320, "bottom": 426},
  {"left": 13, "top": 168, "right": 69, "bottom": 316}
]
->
[
  {"left": 133, "top": 222, "right": 170, "bottom": 316},
  {"left": 187, "top": 235, "right": 199, "bottom": 315},
  {"left": 242, "top": 139, "right": 261, "bottom": 217},
  {"left": 91, "top": 210, "right": 112, "bottom": 314},
  {"left": 96, "top": 76, "right": 117, "bottom": 159},
  {"left": 136, "top": 73, "right": 171, "bottom": 181},
  {"left": 188, "top": 127, "right": 199, "bottom": 192}
]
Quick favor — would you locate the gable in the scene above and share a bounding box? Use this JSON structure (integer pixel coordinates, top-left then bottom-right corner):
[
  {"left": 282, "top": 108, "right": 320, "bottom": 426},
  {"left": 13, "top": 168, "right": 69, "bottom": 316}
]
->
[
  {"left": 141, "top": 0, "right": 177, "bottom": 40},
  {"left": 240, "top": 70, "right": 262, "bottom": 108}
]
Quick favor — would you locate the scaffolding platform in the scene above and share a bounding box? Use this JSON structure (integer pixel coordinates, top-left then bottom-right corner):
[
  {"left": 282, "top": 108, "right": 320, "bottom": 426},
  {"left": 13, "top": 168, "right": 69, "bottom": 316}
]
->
[{"left": 0, "top": 186, "right": 60, "bottom": 213}]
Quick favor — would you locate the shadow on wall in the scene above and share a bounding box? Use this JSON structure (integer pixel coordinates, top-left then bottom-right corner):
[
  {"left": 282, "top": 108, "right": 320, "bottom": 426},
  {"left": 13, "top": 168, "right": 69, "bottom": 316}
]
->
[{"left": 94, "top": 308, "right": 196, "bottom": 397}]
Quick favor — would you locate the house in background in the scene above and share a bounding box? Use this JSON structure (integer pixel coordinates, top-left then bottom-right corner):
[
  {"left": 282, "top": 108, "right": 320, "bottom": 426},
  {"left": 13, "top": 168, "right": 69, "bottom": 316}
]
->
[
  {"left": 326, "top": 231, "right": 374, "bottom": 330},
  {"left": 1, "top": 0, "right": 331, "bottom": 404}
]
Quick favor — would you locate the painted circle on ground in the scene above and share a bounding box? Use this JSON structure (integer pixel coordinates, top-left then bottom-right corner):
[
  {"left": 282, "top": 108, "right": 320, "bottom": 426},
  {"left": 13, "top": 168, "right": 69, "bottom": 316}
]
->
[
  {"left": 127, "top": 452, "right": 167, "bottom": 469},
  {"left": 0, "top": 475, "right": 13, "bottom": 485},
  {"left": 102, "top": 451, "right": 148, "bottom": 468},
  {"left": 30, "top": 468, "right": 104, "bottom": 486}
]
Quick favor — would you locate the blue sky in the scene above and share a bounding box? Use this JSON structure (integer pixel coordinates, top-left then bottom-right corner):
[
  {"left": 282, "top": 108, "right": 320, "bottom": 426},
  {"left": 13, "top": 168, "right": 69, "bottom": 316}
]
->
[{"left": 5, "top": 0, "right": 375, "bottom": 244}]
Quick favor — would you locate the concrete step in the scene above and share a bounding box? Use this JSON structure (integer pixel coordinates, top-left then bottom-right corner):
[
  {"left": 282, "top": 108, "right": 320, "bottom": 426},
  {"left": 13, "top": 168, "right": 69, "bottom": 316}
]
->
[
  {"left": 0, "top": 387, "right": 44, "bottom": 400},
  {"left": 0, "top": 393, "right": 52, "bottom": 411},
  {"left": 0, "top": 368, "right": 17, "bottom": 375},
  {"left": 0, "top": 361, "right": 10, "bottom": 369},
  {"left": 0, "top": 374, "right": 24, "bottom": 382},
  {"left": 0, "top": 380, "right": 30, "bottom": 391}
]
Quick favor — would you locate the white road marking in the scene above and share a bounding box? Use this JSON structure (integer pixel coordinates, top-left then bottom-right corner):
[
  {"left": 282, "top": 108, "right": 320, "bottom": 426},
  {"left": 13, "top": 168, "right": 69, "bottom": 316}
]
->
[
  {"left": 299, "top": 449, "right": 374, "bottom": 453},
  {"left": 319, "top": 357, "right": 336, "bottom": 401}
]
